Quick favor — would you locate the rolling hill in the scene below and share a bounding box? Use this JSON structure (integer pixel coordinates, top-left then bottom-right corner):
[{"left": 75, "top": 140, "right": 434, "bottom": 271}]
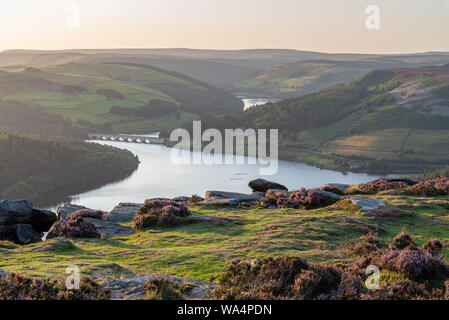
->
[
  {"left": 205, "top": 64, "right": 449, "bottom": 173},
  {"left": 0, "top": 62, "right": 243, "bottom": 134},
  {"left": 228, "top": 55, "right": 449, "bottom": 99},
  {"left": 3, "top": 49, "right": 449, "bottom": 90}
]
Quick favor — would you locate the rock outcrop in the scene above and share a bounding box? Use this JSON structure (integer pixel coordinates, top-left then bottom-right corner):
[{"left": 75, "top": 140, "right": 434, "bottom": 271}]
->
[
  {"left": 104, "top": 203, "right": 142, "bottom": 223},
  {"left": 49, "top": 204, "right": 136, "bottom": 238},
  {"left": 57, "top": 204, "right": 87, "bottom": 221},
  {"left": 172, "top": 196, "right": 190, "bottom": 203},
  {"left": 0, "top": 267, "right": 9, "bottom": 278},
  {"left": 204, "top": 191, "right": 264, "bottom": 204},
  {"left": 12, "top": 224, "right": 42, "bottom": 244},
  {"left": 313, "top": 190, "right": 342, "bottom": 202},
  {"left": 31, "top": 208, "right": 58, "bottom": 233},
  {"left": 0, "top": 200, "right": 57, "bottom": 245},
  {"left": 99, "top": 273, "right": 217, "bottom": 300},
  {"left": 321, "top": 183, "right": 350, "bottom": 194},
  {"left": 46, "top": 216, "right": 101, "bottom": 240},
  {"left": 0, "top": 200, "right": 33, "bottom": 225},
  {"left": 85, "top": 218, "right": 134, "bottom": 237},
  {"left": 248, "top": 179, "right": 288, "bottom": 193},
  {"left": 348, "top": 198, "right": 386, "bottom": 211},
  {"left": 0, "top": 223, "right": 42, "bottom": 245},
  {"left": 198, "top": 198, "right": 240, "bottom": 206}
]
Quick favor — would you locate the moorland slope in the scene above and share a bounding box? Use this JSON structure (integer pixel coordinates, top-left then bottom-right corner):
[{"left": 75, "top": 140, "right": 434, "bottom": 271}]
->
[{"left": 204, "top": 64, "right": 449, "bottom": 172}]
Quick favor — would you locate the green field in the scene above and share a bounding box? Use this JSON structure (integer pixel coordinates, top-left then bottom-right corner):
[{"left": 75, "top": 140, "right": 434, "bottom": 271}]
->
[{"left": 0, "top": 63, "right": 243, "bottom": 133}]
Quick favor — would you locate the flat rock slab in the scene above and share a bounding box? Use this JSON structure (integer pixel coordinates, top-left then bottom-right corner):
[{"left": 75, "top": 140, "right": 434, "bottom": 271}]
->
[
  {"left": 205, "top": 191, "right": 264, "bottom": 202},
  {"left": 349, "top": 198, "right": 386, "bottom": 211},
  {"left": 104, "top": 203, "right": 142, "bottom": 223},
  {"left": 172, "top": 196, "right": 190, "bottom": 203},
  {"left": 314, "top": 190, "right": 342, "bottom": 200},
  {"left": 99, "top": 273, "right": 217, "bottom": 300},
  {"left": 198, "top": 198, "right": 240, "bottom": 206},
  {"left": 0, "top": 267, "right": 9, "bottom": 278},
  {"left": 57, "top": 204, "right": 88, "bottom": 221},
  {"left": 85, "top": 218, "right": 134, "bottom": 237}
]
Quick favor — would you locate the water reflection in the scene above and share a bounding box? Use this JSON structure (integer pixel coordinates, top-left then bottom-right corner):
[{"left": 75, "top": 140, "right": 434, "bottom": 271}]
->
[{"left": 41, "top": 141, "right": 400, "bottom": 211}]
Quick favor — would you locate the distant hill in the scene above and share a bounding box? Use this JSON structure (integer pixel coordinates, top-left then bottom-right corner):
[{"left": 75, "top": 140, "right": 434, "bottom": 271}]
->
[
  {"left": 86, "top": 55, "right": 259, "bottom": 88},
  {"left": 0, "top": 62, "right": 243, "bottom": 134},
  {"left": 228, "top": 56, "right": 449, "bottom": 98},
  {"left": 1, "top": 48, "right": 373, "bottom": 63},
  {"left": 3, "top": 49, "right": 449, "bottom": 90},
  {"left": 205, "top": 64, "right": 449, "bottom": 172}
]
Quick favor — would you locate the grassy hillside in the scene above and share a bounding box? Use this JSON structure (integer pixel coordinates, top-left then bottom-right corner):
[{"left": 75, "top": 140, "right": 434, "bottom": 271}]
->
[
  {"left": 87, "top": 55, "right": 260, "bottom": 88},
  {"left": 228, "top": 56, "right": 449, "bottom": 99},
  {"left": 0, "top": 100, "right": 86, "bottom": 137},
  {"left": 0, "top": 62, "right": 243, "bottom": 134},
  {"left": 1, "top": 187, "right": 449, "bottom": 292},
  {"left": 205, "top": 64, "right": 449, "bottom": 173},
  {"left": 0, "top": 132, "right": 139, "bottom": 203}
]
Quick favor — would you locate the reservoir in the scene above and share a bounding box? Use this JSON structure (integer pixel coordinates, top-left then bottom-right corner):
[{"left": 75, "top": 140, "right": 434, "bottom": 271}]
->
[{"left": 45, "top": 140, "right": 400, "bottom": 211}]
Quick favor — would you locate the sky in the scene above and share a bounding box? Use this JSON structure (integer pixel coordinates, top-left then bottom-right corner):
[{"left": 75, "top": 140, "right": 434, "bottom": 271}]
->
[{"left": 0, "top": 0, "right": 448, "bottom": 54}]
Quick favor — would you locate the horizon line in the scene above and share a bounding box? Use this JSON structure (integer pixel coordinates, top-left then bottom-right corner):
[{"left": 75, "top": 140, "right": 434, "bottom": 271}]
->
[{"left": 2, "top": 47, "right": 449, "bottom": 56}]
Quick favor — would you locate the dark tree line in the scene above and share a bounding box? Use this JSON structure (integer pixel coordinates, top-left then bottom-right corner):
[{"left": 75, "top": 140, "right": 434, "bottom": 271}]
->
[
  {"left": 202, "top": 84, "right": 371, "bottom": 134},
  {"left": 0, "top": 132, "right": 139, "bottom": 201}
]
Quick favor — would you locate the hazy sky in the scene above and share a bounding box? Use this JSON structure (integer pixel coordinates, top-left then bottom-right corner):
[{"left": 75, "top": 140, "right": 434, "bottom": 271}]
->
[{"left": 1, "top": 0, "right": 448, "bottom": 53}]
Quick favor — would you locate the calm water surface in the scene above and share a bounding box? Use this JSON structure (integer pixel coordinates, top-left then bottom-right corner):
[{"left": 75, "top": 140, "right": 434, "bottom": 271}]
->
[
  {"left": 241, "top": 98, "right": 279, "bottom": 110},
  {"left": 47, "top": 140, "right": 401, "bottom": 211}
]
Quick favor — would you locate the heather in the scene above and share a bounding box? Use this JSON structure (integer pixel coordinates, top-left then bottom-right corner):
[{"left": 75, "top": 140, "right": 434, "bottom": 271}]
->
[
  {"left": 373, "top": 249, "right": 448, "bottom": 280},
  {"left": 133, "top": 200, "right": 191, "bottom": 231},
  {"left": 211, "top": 256, "right": 363, "bottom": 300},
  {"left": 345, "top": 232, "right": 381, "bottom": 256},
  {"left": 275, "top": 188, "right": 340, "bottom": 209},
  {"left": 423, "top": 239, "right": 443, "bottom": 256},
  {"left": 47, "top": 216, "right": 101, "bottom": 239},
  {"left": 405, "top": 177, "right": 449, "bottom": 196},
  {"left": 348, "top": 179, "right": 410, "bottom": 195},
  {"left": 419, "top": 166, "right": 449, "bottom": 180},
  {"left": 68, "top": 209, "right": 106, "bottom": 220},
  {"left": 212, "top": 231, "right": 449, "bottom": 300},
  {"left": 389, "top": 231, "right": 416, "bottom": 250},
  {"left": 143, "top": 277, "right": 187, "bottom": 300},
  {"left": 344, "top": 176, "right": 449, "bottom": 198},
  {"left": 0, "top": 273, "right": 109, "bottom": 300}
]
